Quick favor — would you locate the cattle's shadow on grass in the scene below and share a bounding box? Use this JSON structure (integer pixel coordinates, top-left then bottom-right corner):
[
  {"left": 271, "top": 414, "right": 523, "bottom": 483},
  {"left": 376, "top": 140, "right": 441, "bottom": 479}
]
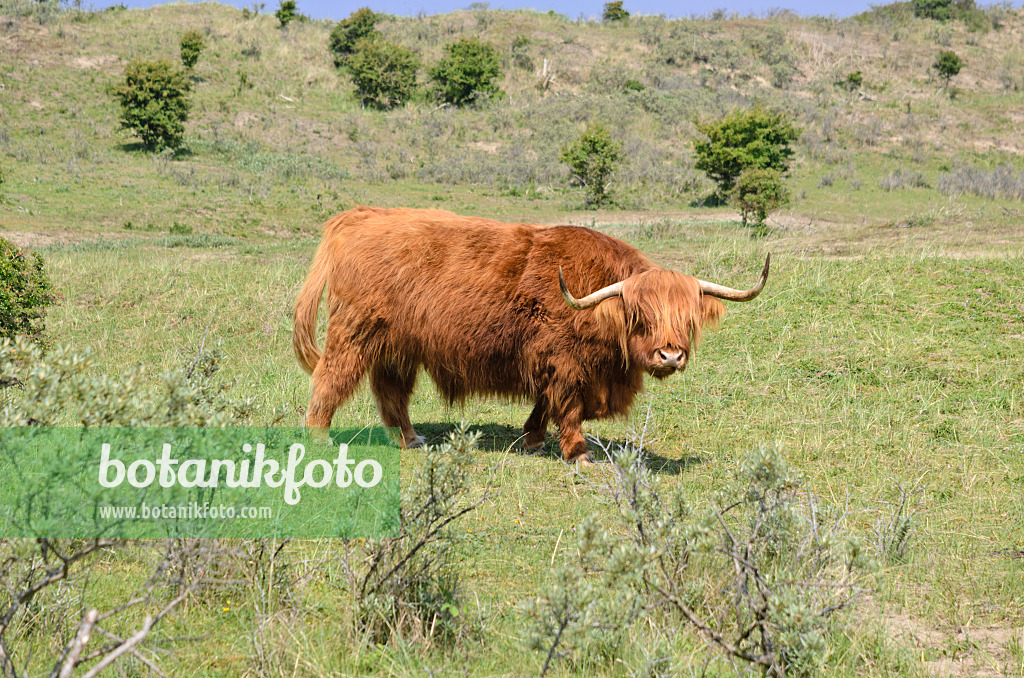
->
[{"left": 413, "top": 422, "right": 703, "bottom": 476}]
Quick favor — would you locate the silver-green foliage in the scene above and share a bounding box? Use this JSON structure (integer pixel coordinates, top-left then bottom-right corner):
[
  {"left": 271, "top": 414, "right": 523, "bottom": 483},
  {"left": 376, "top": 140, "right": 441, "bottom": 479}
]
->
[
  {"left": 340, "top": 424, "right": 483, "bottom": 645},
  {"left": 0, "top": 335, "right": 279, "bottom": 427},
  {"left": 523, "top": 441, "right": 873, "bottom": 677}
]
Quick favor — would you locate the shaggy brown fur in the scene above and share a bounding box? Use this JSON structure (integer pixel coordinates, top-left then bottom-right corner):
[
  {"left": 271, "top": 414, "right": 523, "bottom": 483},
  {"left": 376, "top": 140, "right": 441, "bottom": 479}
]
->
[{"left": 294, "top": 206, "right": 728, "bottom": 462}]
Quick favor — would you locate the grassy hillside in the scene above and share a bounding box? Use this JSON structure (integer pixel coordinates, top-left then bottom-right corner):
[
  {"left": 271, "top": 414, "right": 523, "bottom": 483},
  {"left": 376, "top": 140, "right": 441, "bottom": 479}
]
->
[
  {"left": 1, "top": 1, "right": 1023, "bottom": 676},
  {"left": 2, "top": 0, "right": 1024, "bottom": 239}
]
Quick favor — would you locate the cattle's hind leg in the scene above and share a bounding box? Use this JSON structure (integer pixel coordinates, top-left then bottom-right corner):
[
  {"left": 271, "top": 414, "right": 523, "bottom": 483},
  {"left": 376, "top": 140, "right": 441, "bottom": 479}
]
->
[
  {"left": 370, "top": 362, "right": 423, "bottom": 448},
  {"left": 522, "top": 396, "right": 549, "bottom": 451},
  {"left": 306, "top": 338, "right": 366, "bottom": 430}
]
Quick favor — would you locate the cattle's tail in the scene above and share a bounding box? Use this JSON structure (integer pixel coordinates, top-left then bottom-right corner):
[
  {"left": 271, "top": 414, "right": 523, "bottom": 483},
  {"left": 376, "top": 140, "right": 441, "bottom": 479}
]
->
[{"left": 293, "top": 237, "right": 332, "bottom": 375}]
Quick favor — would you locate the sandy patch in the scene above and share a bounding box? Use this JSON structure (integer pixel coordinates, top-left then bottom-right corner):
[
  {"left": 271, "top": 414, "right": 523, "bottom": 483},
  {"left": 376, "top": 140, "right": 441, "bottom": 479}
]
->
[{"left": 70, "top": 54, "right": 119, "bottom": 70}]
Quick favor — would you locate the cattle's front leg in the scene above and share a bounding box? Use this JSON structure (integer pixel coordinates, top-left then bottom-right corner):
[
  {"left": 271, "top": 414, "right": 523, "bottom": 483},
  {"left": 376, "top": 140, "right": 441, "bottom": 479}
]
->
[
  {"left": 552, "top": 403, "right": 593, "bottom": 464},
  {"left": 522, "top": 396, "right": 549, "bottom": 451}
]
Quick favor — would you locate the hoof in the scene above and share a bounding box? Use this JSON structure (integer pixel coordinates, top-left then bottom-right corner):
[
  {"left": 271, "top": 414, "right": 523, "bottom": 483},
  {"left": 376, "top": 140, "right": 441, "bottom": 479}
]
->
[
  {"left": 568, "top": 453, "right": 595, "bottom": 466},
  {"left": 522, "top": 439, "right": 545, "bottom": 452},
  {"left": 404, "top": 434, "right": 426, "bottom": 449}
]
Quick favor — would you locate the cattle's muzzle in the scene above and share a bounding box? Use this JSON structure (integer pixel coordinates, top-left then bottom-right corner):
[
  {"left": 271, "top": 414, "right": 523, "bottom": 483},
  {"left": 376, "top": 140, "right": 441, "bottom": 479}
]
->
[
  {"left": 651, "top": 348, "right": 686, "bottom": 377},
  {"left": 657, "top": 348, "right": 685, "bottom": 368}
]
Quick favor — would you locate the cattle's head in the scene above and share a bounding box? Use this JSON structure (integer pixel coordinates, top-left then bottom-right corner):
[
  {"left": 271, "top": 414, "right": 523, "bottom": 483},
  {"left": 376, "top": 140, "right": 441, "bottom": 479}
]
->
[{"left": 559, "top": 255, "right": 770, "bottom": 378}]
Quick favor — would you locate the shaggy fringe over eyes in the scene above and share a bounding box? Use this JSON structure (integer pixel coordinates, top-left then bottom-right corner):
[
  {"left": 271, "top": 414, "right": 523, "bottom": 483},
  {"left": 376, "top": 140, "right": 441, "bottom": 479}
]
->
[{"left": 620, "top": 271, "right": 726, "bottom": 352}]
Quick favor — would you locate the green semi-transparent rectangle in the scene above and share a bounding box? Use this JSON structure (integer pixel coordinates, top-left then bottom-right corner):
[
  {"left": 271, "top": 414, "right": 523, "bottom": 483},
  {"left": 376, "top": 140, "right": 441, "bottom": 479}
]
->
[{"left": 0, "top": 427, "right": 400, "bottom": 538}]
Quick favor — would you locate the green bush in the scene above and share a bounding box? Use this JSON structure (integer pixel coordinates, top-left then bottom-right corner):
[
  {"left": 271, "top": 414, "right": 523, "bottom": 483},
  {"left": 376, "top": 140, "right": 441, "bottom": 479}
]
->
[
  {"left": 179, "top": 29, "right": 205, "bottom": 70},
  {"left": 933, "top": 49, "right": 964, "bottom": 88},
  {"left": 275, "top": 0, "right": 297, "bottom": 27},
  {"left": 914, "top": 0, "right": 956, "bottom": 20},
  {"left": 429, "top": 37, "right": 502, "bottom": 106},
  {"left": 109, "top": 58, "right": 192, "bottom": 151},
  {"left": 602, "top": 0, "right": 629, "bottom": 22},
  {"left": 347, "top": 37, "right": 420, "bottom": 110},
  {"left": 328, "top": 7, "right": 380, "bottom": 67},
  {"left": 559, "top": 122, "right": 623, "bottom": 207},
  {"left": 510, "top": 33, "right": 533, "bottom": 70},
  {"left": 0, "top": 239, "right": 56, "bottom": 346},
  {"left": 840, "top": 70, "right": 864, "bottom": 90},
  {"left": 732, "top": 167, "right": 790, "bottom": 229},
  {"left": 912, "top": 0, "right": 988, "bottom": 27},
  {"left": 693, "top": 103, "right": 800, "bottom": 196}
]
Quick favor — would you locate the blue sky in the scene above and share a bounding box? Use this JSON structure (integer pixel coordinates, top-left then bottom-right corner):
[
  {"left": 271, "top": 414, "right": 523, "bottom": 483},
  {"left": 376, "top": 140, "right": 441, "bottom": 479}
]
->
[{"left": 93, "top": 0, "right": 887, "bottom": 21}]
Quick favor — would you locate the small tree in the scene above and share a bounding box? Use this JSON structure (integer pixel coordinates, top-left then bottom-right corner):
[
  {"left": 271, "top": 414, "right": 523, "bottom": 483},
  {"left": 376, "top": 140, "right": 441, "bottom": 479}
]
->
[
  {"left": 510, "top": 33, "right": 533, "bottom": 70},
  {"left": 732, "top": 168, "right": 790, "bottom": 229},
  {"left": 179, "top": 29, "right": 205, "bottom": 70},
  {"left": 0, "top": 238, "right": 56, "bottom": 346},
  {"left": 913, "top": 0, "right": 955, "bottom": 20},
  {"left": 109, "top": 58, "right": 192, "bottom": 151},
  {"left": 328, "top": 7, "right": 380, "bottom": 67},
  {"left": 347, "top": 38, "right": 420, "bottom": 110},
  {"left": 933, "top": 50, "right": 964, "bottom": 88},
  {"left": 429, "top": 37, "right": 502, "bottom": 106},
  {"left": 602, "top": 0, "right": 629, "bottom": 22},
  {"left": 693, "top": 103, "right": 800, "bottom": 197},
  {"left": 560, "top": 122, "right": 623, "bottom": 207},
  {"left": 275, "top": 0, "right": 297, "bottom": 27},
  {"left": 840, "top": 70, "right": 863, "bottom": 91}
]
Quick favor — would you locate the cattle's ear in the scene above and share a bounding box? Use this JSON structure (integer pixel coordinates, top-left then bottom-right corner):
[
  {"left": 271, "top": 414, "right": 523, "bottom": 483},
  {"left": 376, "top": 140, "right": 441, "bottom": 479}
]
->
[{"left": 700, "top": 295, "right": 726, "bottom": 329}]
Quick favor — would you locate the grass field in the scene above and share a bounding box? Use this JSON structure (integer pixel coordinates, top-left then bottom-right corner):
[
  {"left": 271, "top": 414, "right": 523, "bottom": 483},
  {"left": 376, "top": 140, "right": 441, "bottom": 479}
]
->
[{"left": 2, "top": 0, "right": 1024, "bottom": 675}]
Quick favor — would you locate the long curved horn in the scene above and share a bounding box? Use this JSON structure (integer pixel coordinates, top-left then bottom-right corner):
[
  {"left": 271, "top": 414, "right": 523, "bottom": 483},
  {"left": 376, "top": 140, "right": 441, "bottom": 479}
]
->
[
  {"left": 559, "top": 267, "right": 625, "bottom": 310},
  {"left": 696, "top": 254, "right": 771, "bottom": 302}
]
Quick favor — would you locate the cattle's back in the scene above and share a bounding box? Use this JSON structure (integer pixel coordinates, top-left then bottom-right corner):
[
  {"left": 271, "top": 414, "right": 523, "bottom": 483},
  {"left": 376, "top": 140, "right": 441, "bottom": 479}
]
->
[{"left": 319, "top": 206, "right": 653, "bottom": 399}]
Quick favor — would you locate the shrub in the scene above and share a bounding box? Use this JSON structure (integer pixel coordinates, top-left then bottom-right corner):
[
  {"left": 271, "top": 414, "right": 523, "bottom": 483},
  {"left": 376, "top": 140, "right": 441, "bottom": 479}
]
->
[
  {"left": 0, "top": 335, "right": 275, "bottom": 427},
  {"left": 744, "top": 25, "right": 799, "bottom": 88},
  {"left": 840, "top": 70, "right": 864, "bottom": 91},
  {"left": 914, "top": 0, "right": 957, "bottom": 20},
  {"left": 0, "top": 337, "right": 285, "bottom": 676},
  {"left": 913, "top": 0, "right": 988, "bottom": 27},
  {"left": 347, "top": 38, "right": 420, "bottom": 110},
  {"left": 937, "top": 164, "right": 1024, "bottom": 200},
  {"left": 875, "top": 484, "right": 922, "bottom": 563},
  {"left": 602, "top": 0, "right": 629, "bottom": 22},
  {"left": 109, "top": 58, "right": 192, "bottom": 151},
  {"left": 429, "top": 37, "right": 502, "bottom": 106},
  {"left": 522, "top": 440, "right": 872, "bottom": 676},
  {"left": 328, "top": 7, "right": 380, "bottom": 67},
  {"left": 693, "top": 103, "right": 800, "bottom": 196},
  {"left": 732, "top": 167, "right": 790, "bottom": 228},
  {"left": 241, "top": 37, "right": 262, "bottom": 59},
  {"left": 0, "top": 538, "right": 226, "bottom": 678},
  {"left": 179, "top": 29, "right": 205, "bottom": 70},
  {"left": 933, "top": 49, "right": 964, "bottom": 88},
  {"left": 559, "top": 122, "right": 623, "bottom": 207},
  {"left": 340, "top": 424, "right": 483, "bottom": 644},
  {"left": 0, "top": 239, "right": 56, "bottom": 346},
  {"left": 879, "top": 168, "right": 929, "bottom": 191},
  {"left": 275, "top": 0, "right": 297, "bottom": 27},
  {"left": 510, "top": 33, "right": 533, "bottom": 70}
]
